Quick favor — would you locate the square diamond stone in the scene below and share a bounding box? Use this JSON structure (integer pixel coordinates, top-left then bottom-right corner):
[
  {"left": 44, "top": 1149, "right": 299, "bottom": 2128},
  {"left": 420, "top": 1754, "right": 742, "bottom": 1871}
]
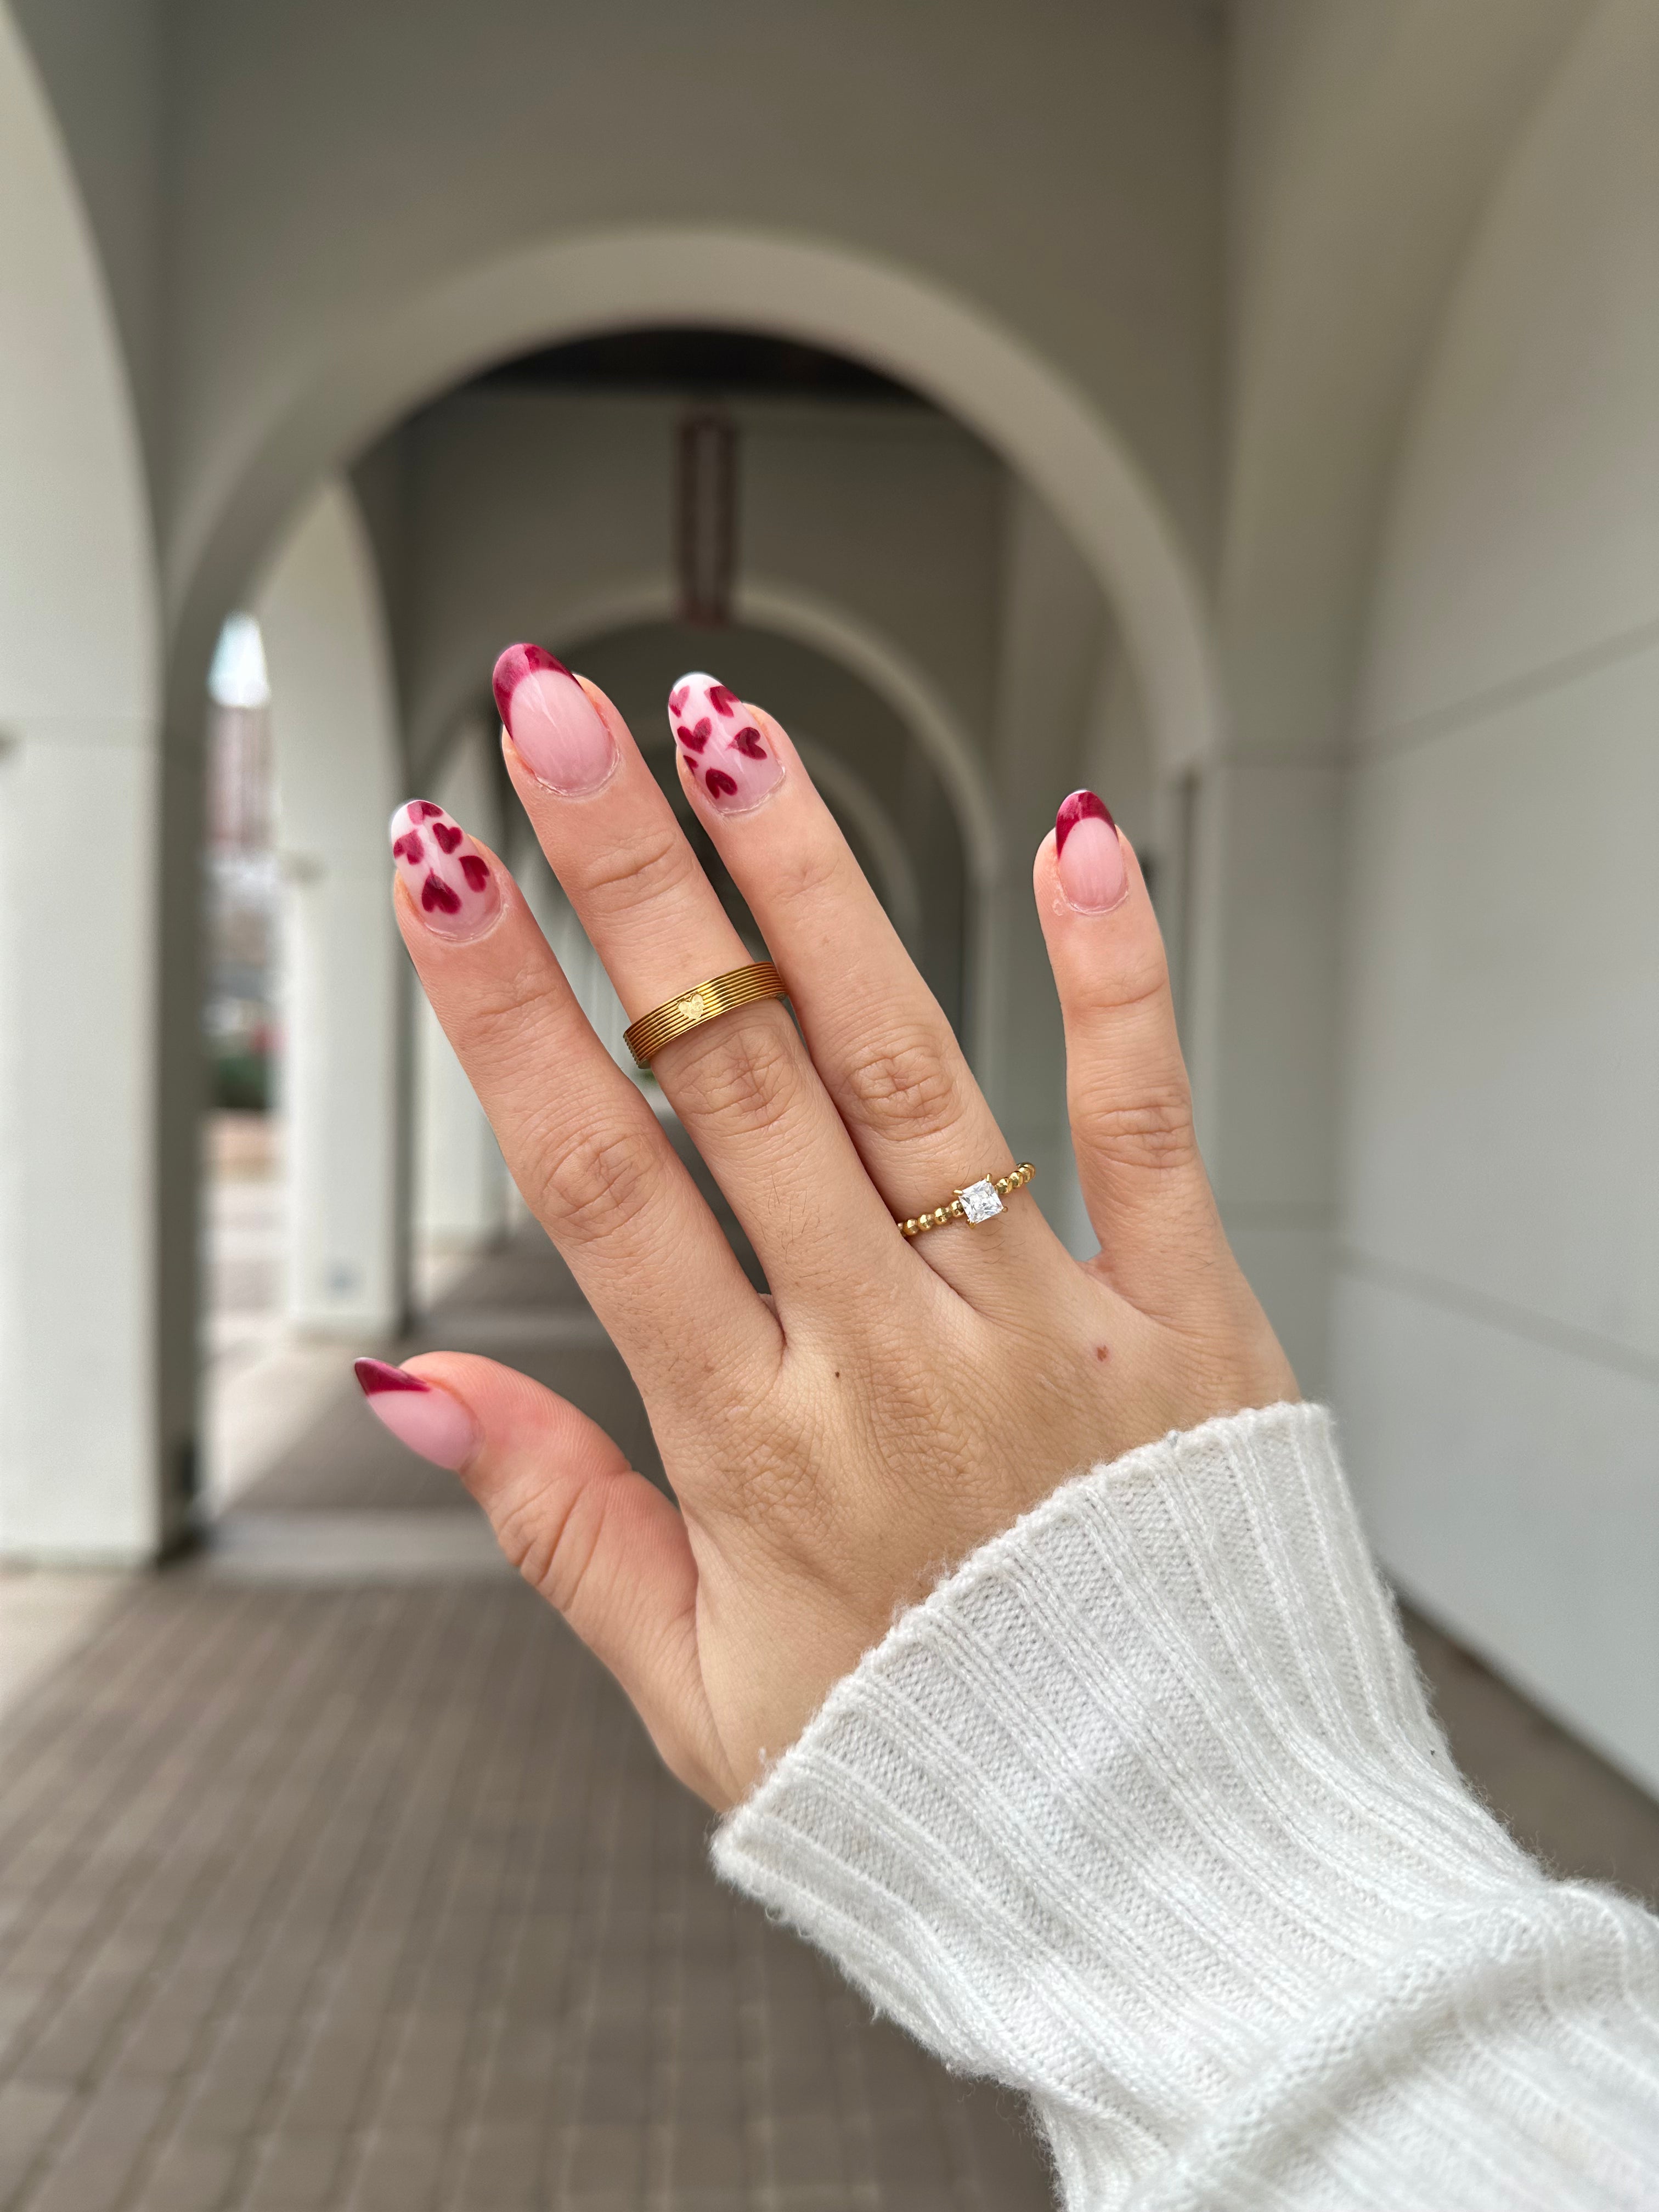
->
[{"left": 958, "top": 1177, "right": 1004, "bottom": 1225}]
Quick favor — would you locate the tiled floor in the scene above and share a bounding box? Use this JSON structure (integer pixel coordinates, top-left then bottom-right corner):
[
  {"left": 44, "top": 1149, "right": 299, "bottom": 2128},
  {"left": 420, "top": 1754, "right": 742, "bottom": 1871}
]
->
[
  {"left": 0, "top": 1573, "right": 1042, "bottom": 2212},
  {"left": 4, "top": 1174, "right": 1658, "bottom": 2209}
]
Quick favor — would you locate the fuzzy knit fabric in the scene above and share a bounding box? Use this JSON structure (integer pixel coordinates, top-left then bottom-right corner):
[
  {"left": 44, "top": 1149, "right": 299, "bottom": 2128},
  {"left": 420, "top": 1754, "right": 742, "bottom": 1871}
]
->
[{"left": 714, "top": 1402, "right": 1659, "bottom": 2209}]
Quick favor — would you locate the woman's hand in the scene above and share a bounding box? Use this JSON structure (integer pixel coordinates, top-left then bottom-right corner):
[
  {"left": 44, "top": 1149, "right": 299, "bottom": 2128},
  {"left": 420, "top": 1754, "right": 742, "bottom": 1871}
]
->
[{"left": 364, "top": 653, "right": 1295, "bottom": 1810}]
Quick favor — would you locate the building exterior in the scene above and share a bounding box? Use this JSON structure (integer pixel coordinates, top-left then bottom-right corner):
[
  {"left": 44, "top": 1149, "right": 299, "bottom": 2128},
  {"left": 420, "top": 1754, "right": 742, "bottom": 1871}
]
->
[{"left": 0, "top": 0, "right": 1654, "bottom": 1792}]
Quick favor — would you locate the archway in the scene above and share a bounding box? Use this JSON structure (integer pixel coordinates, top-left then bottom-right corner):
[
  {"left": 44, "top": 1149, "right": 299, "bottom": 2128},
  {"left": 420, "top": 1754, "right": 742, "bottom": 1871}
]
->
[{"left": 167, "top": 228, "right": 1221, "bottom": 783}]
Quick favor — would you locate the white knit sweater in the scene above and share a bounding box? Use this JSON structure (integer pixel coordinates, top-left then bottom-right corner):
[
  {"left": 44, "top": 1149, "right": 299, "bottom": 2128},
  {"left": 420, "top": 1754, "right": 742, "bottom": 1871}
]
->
[{"left": 714, "top": 1403, "right": 1659, "bottom": 2208}]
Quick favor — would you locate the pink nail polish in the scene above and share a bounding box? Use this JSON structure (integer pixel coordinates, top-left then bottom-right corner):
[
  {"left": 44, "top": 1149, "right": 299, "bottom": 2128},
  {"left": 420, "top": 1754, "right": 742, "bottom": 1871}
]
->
[
  {"left": 668, "top": 672, "right": 785, "bottom": 815},
  {"left": 493, "top": 643, "right": 617, "bottom": 796},
  {"left": 353, "top": 1358, "right": 479, "bottom": 1470},
  {"left": 1055, "top": 791, "right": 1128, "bottom": 913},
  {"left": 390, "top": 801, "right": 502, "bottom": 941}
]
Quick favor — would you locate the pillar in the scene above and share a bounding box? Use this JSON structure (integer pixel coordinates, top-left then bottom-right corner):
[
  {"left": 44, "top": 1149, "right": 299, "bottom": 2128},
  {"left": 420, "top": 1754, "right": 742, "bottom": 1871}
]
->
[{"left": 260, "top": 481, "right": 405, "bottom": 1338}]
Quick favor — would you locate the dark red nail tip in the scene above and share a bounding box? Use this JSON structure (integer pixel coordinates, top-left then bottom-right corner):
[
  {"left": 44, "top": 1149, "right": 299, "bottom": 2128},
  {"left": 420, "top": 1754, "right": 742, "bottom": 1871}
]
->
[
  {"left": 1055, "top": 789, "right": 1115, "bottom": 856},
  {"left": 492, "top": 642, "right": 571, "bottom": 728},
  {"left": 354, "top": 1357, "right": 429, "bottom": 1397}
]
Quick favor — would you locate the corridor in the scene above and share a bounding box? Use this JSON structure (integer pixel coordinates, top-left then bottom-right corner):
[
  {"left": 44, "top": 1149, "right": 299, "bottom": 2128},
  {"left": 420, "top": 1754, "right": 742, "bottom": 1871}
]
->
[{"left": 0, "top": 1178, "right": 1057, "bottom": 2212}]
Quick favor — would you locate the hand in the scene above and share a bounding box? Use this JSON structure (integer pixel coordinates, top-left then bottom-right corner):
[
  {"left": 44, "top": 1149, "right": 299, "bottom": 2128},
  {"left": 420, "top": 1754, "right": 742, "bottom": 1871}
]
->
[{"left": 365, "top": 654, "right": 1295, "bottom": 1810}]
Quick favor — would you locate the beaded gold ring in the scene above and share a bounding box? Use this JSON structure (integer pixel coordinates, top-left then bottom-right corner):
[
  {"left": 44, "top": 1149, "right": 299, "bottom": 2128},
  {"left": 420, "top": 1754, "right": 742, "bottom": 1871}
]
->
[{"left": 899, "top": 1161, "right": 1036, "bottom": 1238}]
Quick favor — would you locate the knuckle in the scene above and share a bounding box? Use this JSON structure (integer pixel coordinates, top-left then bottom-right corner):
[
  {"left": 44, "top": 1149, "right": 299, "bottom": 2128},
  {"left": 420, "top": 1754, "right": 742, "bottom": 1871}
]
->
[
  {"left": 579, "top": 822, "right": 699, "bottom": 917},
  {"left": 839, "top": 1034, "right": 963, "bottom": 1147},
  {"left": 1072, "top": 1075, "right": 1198, "bottom": 1173},
  {"left": 665, "top": 1013, "right": 801, "bottom": 1138},
  {"left": 1075, "top": 949, "right": 1171, "bottom": 1020},
  {"left": 528, "top": 1117, "right": 665, "bottom": 1246},
  {"left": 497, "top": 1479, "right": 605, "bottom": 1618},
  {"left": 450, "top": 951, "right": 571, "bottom": 1066},
  {"left": 766, "top": 838, "right": 845, "bottom": 916}
]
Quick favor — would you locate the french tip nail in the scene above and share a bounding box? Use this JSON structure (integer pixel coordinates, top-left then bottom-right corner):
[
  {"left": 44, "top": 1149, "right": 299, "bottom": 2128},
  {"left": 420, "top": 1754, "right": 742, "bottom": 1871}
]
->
[
  {"left": 1054, "top": 789, "right": 1127, "bottom": 913},
  {"left": 354, "top": 1359, "right": 480, "bottom": 1470},
  {"left": 1054, "top": 789, "right": 1117, "bottom": 854},
  {"left": 493, "top": 645, "right": 614, "bottom": 794},
  {"left": 354, "top": 1357, "right": 426, "bottom": 1397},
  {"left": 491, "top": 641, "right": 571, "bottom": 729}
]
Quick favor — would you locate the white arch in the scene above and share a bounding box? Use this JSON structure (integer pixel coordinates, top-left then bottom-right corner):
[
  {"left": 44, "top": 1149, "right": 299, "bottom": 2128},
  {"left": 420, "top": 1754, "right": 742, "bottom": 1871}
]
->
[
  {"left": 513, "top": 588, "right": 995, "bottom": 898},
  {"left": 0, "top": 5, "right": 163, "bottom": 1560},
  {"left": 169, "top": 227, "right": 1222, "bottom": 781}
]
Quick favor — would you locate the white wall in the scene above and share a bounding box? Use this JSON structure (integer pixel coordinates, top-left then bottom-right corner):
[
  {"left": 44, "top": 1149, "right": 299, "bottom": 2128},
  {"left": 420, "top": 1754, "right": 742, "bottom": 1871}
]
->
[
  {"left": 260, "top": 481, "right": 405, "bottom": 1338},
  {"left": 1201, "top": 0, "right": 1596, "bottom": 1401},
  {"left": 0, "top": 5, "right": 162, "bottom": 1562},
  {"left": 1334, "top": 0, "right": 1659, "bottom": 1788}
]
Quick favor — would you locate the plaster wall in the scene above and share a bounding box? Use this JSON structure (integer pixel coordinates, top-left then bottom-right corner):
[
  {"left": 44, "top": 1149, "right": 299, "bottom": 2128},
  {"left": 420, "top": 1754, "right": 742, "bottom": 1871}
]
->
[
  {"left": 1333, "top": 0, "right": 1659, "bottom": 1788},
  {"left": 1198, "top": 0, "right": 1596, "bottom": 1397}
]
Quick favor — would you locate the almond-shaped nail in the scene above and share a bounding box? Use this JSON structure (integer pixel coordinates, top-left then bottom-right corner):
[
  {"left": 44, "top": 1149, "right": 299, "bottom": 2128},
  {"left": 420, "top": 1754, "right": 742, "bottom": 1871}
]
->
[
  {"left": 353, "top": 1358, "right": 479, "bottom": 1469},
  {"left": 668, "top": 672, "right": 785, "bottom": 815},
  {"left": 1055, "top": 791, "right": 1127, "bottom": 913},
  {"left": 390, "top": 801, "right": 502, "bottom": 941},
  {"left": 493, "top": 643, "right": 617, "bottom": 796}
]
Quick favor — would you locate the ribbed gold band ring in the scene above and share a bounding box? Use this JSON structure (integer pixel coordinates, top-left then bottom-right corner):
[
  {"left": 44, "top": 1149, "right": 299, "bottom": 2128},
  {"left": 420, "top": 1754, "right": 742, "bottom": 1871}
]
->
[
  {"left": 899, "top": 1161, "right": 1036, "bottom": 1238},
  {"left": 624, "top": 961, "right": 788, "bottom": 1070}
]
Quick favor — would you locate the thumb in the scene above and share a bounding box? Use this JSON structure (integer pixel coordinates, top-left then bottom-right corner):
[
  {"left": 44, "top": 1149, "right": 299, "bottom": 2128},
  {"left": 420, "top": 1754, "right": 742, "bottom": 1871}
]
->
[{"left": 353, "top": 1353, "right": 732, "bottom": 1805}]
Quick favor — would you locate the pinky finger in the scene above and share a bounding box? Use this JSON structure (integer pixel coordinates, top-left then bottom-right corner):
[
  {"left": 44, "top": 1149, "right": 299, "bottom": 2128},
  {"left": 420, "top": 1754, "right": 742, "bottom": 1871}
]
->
[{"left": 353, "top": 1353, "right": 733, "bottom": 1807}]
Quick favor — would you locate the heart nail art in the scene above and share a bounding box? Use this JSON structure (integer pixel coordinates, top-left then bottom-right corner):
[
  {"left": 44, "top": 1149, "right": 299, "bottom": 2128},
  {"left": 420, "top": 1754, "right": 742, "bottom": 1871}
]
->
[
  {"left": 666, "top": 674, "right": 785, "bottom": 815},
  {"left": 389, "top": 800, "right": 503, "bottom": 941}
]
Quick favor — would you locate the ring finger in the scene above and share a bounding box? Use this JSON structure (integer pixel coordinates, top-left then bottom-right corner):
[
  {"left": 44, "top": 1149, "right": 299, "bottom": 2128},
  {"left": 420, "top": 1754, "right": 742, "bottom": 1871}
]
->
[{"left": 663, "top": 672, "right": 1063, "bottom": 1305}]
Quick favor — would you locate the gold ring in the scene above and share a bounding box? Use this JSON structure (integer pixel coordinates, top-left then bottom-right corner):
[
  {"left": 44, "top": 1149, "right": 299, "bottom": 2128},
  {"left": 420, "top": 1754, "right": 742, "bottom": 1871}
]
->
[
  {"left": 899, "top": 1162, "right": 1035, "bottom": 1238},
  {"left": 624, "top": 960, "right": 787, "bottom": 1069}
]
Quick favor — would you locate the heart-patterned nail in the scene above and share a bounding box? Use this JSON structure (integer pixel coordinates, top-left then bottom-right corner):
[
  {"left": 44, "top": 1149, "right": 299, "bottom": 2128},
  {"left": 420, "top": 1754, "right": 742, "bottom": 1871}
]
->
[
  {"left": 667, "top": 673, "right": 784, "bottom": 815},
  {"left": 389, "top": 800, "right": 503, "bottom": 941}
]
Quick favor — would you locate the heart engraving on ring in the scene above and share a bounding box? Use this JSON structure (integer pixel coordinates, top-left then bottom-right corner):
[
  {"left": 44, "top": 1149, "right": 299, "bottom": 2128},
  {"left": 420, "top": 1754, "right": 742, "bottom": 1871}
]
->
[{"left": 677, "top": 990, "right": 708, "bottom": 1024}]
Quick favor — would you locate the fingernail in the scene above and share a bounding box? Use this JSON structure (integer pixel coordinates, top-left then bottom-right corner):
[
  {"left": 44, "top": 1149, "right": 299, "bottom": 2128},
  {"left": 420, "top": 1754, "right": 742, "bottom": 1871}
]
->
[
  {"left": 668, "top": 672, "right": 785, "bottom": 815},
  {"left": 1055, "top": 791, "right": 1128, "bottom": 913},
  {"left": 353, "top": 1358, "right": 480, "bottom": 1469},
  {"left": 390, "top": 801, "right": 503, "bottom": 941},
  {"left": 493, "top": 643, "right": 616, "bottom": 796}
]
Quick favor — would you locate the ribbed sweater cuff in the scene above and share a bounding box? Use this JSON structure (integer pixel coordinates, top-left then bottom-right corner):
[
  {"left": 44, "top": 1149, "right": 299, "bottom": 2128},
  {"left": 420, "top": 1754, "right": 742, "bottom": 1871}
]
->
[{"left": 713, "top": 1402, "right": 1556, "bottom": 2187}]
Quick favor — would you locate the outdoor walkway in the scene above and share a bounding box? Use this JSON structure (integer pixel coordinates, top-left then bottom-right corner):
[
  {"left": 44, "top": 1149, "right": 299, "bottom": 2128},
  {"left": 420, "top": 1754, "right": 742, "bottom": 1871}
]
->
[
  {"left": 0, "top": 1155, "right": 1053, "bottom": 2212},
  {"left": 4, "top": 1146, "right": 1659, "bottom": 2210}
]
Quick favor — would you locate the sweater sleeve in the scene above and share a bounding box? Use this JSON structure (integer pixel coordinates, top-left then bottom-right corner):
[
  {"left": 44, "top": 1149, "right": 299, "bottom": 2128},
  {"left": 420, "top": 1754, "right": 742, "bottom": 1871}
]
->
[{"left": 712, "top": 1402, "right": 1659, "bottom": 2210}]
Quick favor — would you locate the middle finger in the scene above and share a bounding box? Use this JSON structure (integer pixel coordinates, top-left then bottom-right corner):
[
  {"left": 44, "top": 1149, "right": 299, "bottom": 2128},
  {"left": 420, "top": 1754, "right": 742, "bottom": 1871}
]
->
[{"left": 492, "top": 647, "right": 903, "bottom": 1309}]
